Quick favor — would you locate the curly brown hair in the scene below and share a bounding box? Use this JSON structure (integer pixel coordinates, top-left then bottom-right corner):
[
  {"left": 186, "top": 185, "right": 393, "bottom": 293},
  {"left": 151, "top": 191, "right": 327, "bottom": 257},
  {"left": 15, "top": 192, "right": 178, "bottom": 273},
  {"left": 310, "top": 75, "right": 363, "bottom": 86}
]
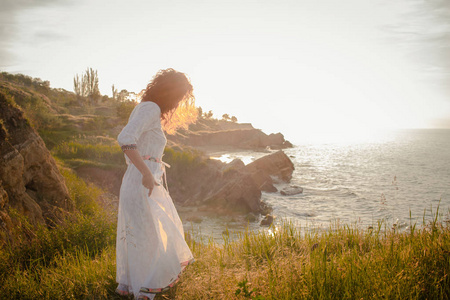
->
[{"left": 141, "top": 68, "right": 197, "bottom": 134}]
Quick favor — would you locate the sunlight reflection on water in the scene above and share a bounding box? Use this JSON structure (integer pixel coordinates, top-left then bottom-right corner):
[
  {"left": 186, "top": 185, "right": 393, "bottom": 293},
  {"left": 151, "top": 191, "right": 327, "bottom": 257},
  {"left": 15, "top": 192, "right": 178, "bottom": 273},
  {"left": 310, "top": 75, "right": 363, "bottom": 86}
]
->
[{"left": 185, "top": 129, "right": 450, "bottom": 242}]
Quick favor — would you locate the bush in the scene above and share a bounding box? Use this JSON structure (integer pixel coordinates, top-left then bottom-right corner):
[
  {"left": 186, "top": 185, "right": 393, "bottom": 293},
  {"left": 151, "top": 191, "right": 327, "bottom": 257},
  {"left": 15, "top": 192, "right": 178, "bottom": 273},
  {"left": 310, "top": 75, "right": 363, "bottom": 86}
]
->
[
  {"left": 164, "top": 146, "right": 204, "bottom": 170},
  {"left": 53, "top": 138, "right": 124, "bottom": 166},
  {"left": 116, "top": 101, "right": 137, "bottom": 124}
]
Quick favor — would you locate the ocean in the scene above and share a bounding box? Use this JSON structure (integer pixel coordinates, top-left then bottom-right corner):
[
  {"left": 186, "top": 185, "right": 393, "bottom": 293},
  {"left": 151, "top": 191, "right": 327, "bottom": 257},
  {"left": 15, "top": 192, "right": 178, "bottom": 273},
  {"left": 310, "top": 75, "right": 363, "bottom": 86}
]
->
[{"left": 187, "top": 129, "right": 450, "bottom": 239}]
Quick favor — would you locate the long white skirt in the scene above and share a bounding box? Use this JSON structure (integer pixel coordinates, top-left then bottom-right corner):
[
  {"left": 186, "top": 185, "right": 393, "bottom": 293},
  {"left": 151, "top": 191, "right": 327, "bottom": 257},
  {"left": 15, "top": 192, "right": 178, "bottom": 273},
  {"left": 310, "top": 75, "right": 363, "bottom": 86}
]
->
[{"left": 116, "top": 162, "right": 194, "bottom": 298}]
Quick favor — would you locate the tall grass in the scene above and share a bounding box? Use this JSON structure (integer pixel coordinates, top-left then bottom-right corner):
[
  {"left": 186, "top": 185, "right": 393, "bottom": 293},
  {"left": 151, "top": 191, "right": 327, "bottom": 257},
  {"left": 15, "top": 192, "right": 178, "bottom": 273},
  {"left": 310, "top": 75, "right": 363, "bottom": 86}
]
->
[
  {"left": 1, "top": 167, "right": 449, "bottom": 300},
  {"left": 59, "top": 167, "right": 103, "bottom": 215},
  {"left": 0, "top": 166, "right": 116, "bottom": 299},
  {"left": 1, "top": 214, "right": 449, "bottom": 299},
  {"left": 53, "top": 137, "right": 125, "bottom": 167},
  {"left": 175, "top": 216, "right": 450, "bottom": 299}
]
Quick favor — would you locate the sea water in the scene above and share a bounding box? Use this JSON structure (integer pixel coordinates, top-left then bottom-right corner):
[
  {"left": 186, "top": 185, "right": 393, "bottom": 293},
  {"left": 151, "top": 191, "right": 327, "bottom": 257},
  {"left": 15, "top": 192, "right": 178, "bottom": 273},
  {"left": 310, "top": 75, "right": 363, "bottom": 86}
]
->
[
  {"left": 268, "top": 129, "right": 450, "bottom": 229},
  {"left": 186, "top": 129, "right": 450, "bottom": 240}
]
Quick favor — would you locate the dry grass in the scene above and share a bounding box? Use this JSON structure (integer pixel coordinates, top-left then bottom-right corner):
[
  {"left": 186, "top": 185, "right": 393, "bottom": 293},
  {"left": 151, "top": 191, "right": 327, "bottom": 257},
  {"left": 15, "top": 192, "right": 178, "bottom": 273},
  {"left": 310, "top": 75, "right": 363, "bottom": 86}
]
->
[
  {"left": 174, "top": 217, "right": 450, "bottom": 300},
  {"left": 1, "top": 209, "right": 449, "bottom": 299}
]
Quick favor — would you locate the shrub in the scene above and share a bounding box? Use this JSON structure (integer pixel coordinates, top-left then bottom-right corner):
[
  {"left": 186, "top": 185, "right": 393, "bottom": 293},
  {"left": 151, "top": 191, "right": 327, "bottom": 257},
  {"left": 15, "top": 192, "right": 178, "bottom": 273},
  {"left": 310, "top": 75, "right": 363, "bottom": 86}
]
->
[
  {"left": 53, "top": 138, "right": 124, "bottom": 166},
  {"left": 116, "top": 100, "right": 137, "bottom": 124}
]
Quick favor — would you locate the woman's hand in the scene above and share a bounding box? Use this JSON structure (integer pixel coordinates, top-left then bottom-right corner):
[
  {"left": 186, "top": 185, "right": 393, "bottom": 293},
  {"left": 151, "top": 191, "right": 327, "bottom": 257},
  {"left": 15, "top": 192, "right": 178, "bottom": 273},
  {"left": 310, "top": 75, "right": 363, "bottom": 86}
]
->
[
  {"left": 122, "top": 149, "right": 160, "bottom": 196},
  {"left": 142, "top": 173, "right": 160, "bottom": 196}
]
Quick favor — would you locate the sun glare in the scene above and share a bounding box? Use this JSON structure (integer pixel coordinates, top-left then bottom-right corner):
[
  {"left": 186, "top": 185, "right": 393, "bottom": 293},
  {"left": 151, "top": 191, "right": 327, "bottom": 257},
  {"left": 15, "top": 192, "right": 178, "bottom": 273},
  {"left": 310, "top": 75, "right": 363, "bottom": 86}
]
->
[
  {"left": 296, "top": 127, "right": 395, "bottom": 145},
  {"left": 192, "top": 51, "right": 420, "bottom": 144}
]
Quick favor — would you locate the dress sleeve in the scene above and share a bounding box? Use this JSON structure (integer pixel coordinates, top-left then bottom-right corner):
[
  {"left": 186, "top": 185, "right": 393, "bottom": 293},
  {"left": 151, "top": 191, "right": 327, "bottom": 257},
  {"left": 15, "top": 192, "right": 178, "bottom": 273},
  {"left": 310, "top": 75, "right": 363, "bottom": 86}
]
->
[{"left": 117, "top": 102, "right": 161, "bottom": 151}]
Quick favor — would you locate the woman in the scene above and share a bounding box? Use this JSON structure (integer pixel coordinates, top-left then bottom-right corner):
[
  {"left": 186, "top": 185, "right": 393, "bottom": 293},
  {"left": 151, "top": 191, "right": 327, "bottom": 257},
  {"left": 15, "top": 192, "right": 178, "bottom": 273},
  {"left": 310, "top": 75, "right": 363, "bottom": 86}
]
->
[{"left": 116, "top": 69, "right": 196, "bottom": 300}]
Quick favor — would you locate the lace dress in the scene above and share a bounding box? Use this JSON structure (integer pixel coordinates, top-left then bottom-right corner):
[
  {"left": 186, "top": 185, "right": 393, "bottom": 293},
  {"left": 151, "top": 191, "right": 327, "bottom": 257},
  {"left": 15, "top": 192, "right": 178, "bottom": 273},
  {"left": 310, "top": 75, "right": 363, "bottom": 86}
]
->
[{"left": 116, "top": 101, "right": 194, "bottom": 299}]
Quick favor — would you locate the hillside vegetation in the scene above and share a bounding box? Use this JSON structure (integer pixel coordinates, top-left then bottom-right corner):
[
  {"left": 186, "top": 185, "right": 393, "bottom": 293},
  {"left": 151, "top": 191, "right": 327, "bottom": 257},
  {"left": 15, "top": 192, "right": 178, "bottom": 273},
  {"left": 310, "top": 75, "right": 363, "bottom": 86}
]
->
[{"left": 0, "top": 72, "right": 449, "bottom": 299}]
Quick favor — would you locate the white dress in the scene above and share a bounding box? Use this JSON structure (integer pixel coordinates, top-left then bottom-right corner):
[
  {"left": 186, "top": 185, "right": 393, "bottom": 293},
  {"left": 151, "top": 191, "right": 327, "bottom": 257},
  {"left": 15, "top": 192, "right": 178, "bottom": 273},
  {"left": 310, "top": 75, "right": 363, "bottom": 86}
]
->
[{"left": 116, "top": 101, "right": 194, "bottom": 299}]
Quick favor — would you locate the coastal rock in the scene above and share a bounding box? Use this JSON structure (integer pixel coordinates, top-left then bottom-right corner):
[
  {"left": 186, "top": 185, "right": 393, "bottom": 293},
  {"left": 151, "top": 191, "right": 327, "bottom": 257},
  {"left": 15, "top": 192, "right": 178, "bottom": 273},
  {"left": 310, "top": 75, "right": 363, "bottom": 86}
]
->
[
  {"left": 246, "top": 212, "right": 259, "bottom": 222},
  {"left": 248, "top": 171, "right": 277, "bottom": 193},
  {"left": 169, "top": 128, "right": 292, "bottom": 151},
  {"left": 204, "top": 171, "right": 262, "bottom": 213},
  {"left": 280, "top": 185, "right": 303, "bottom": 196},
  {"left": 221, "top": 158, "right": 245, "bottom": 174},
  {"left": 0, "top": 92, "right": 73, "bottom": 243},
  {"left": 246, "top": 150, "right": 295, "bottom": 182},
  {"left": 263, "top": 133, "right": 285, "bottom": 148},
  {"left": 260, "top": 215, "right": 274, "bottom": 226},
  {"left": 164, "top": 150, "right": 294, "bottom": 214}
]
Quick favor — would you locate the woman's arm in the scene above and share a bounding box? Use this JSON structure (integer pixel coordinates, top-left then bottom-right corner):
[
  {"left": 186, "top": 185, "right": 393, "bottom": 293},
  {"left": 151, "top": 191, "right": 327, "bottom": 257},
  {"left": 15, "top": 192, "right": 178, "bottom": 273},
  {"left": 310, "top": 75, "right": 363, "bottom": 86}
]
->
[{"left": 123, "top": 149, "right": 159, "bottom": 196}]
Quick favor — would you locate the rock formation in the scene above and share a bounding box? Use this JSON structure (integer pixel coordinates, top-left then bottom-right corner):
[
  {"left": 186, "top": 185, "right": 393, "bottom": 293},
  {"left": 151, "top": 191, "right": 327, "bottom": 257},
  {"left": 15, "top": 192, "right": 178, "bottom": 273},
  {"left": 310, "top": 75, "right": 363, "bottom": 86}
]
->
[
  {"left": 169, "top": 128, "right": 293, "bottom": 151},
  {"left": 245, "top": 150, "right": 295, "bottom": 192},
  {"left": 166, "top": 150, "right": 295, "bottom": 214},
  {"left": 280, "top": 185, "right": 303, "bottom": 196},
  {"left": 0, "top": 92, "right": 73, "bottom": 242},
  {"left": 260, "top": 215, "right": 274, "bottom": 226}
]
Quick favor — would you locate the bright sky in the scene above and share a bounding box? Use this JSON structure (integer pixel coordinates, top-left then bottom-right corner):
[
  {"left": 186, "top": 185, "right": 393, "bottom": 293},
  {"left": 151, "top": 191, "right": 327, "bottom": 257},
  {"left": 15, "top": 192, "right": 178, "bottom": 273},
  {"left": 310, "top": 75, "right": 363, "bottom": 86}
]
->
[{"left": 1, "top": 0, "right": 450, "bottom": 142}]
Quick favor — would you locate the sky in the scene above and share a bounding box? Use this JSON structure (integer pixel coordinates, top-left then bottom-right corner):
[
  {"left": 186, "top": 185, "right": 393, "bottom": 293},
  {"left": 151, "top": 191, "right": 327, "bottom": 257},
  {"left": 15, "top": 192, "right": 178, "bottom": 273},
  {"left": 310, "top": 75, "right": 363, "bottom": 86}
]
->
[{"left": 1, "top": 0, "right": 450, "bottom": 143}]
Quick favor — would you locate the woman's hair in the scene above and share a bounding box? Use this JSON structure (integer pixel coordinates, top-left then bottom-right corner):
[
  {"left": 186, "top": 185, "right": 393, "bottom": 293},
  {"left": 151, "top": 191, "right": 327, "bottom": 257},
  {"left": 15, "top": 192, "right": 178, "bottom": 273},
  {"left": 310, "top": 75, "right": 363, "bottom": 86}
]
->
[{"left": 141, "top": 68, "right": 197, "bottom": 134}]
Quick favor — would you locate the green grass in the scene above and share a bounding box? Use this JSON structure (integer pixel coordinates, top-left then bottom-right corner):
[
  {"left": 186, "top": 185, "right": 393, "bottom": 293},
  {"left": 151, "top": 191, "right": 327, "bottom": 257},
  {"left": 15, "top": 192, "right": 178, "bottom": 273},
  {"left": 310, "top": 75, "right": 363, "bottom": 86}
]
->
[
  {"left": 59, "top": 166, "right": 103, "bottom": 216},
  {"left": 1, "top": 207, "right": 449, "bottom": 299},
  {"left": 38, "top": 129, "right": 80, "bottom": 150},
  {"left": 2, "top": 72, "right": 449, "bottom": 298},
  {"left": 52, "top": 137, "right": 125, "bottom": 167},
  {"left": 0, "top": 167, "right": 116, "bottom": 299},
  {"left": 175, "top": 217, "right": 450, "bottom": 299},
  {"left": 1, "top": 245, "right": 117, "bottom": 300}
]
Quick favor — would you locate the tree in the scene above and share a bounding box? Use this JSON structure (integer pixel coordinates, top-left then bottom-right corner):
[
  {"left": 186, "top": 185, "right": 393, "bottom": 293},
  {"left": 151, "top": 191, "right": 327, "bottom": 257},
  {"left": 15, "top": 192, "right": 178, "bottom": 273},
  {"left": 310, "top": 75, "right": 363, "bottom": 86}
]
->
[
  {"left": 85, "top": 68, "right": 100, "bottom": 105},
  {"left": 73, "top": 74, "right": 86, "bottom": 106},
  {"left": 204, "top": 110, "right": 213, "bottom": 119},
  {"left": 231, "top": 116, "right": 238, "bottom": 123},
  {"left": 222, "top": 113, "right": 230, "bottom": 121},
  {"left": 117, "top": 89, "right": 129, "bottom": 102},
  {"left": 73, "top": 68, "right": 101, "bottom": 106},
  {"left": 112, "top": 84, "right": 118, "bottom": 102}
]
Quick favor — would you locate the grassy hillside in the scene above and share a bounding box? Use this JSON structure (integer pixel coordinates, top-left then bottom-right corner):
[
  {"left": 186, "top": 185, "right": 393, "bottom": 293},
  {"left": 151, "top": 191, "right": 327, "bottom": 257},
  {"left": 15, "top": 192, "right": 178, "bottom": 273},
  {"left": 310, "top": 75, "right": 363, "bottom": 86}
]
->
[
  {"left": 1, "top": 73, "right": 449, "bottom": 299},
  {"left": 1, "top": 207, "right": 449, "bottom": 299},
  {"left": 0, "top": 72, "right": 134, "bottom": 149}
]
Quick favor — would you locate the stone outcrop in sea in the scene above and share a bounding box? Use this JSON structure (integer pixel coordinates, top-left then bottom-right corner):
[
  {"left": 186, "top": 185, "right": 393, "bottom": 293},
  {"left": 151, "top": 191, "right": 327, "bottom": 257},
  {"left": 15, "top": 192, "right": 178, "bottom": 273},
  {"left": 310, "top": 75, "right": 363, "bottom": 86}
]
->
[
  {"left": 167, "top": 150, "right": 295, "bottom": 214},
  {"left": 246, "top": 150, "right": 295, "bottom": 192}
]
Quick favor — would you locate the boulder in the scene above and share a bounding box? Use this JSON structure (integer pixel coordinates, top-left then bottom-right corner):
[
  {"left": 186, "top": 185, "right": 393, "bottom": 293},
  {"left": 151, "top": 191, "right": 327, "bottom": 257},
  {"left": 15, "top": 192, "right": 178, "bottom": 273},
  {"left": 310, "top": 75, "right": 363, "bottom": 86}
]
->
[
  {"left": 245, "top": 212, "right": 259, "bottom": 222},
  {"left": 204, "top": 171, "right": 262, "bottom": 213},
  {"left": 221, "top": 158, "right": 245, "bottom": 175},
  {"left": 0, "top": 92, "right": 73, "bottom": 243},
  {"left": 164, "top": 150, "right": 295, "bottom": 214},
  {"left": 280, "top": 185, "right": 303, "bottom": 196},
  {"left": 260, "top": 215, "right": 274, "bottom": 226},
  {"left": 248, "top": 171, "right": 277, "bottom": 193},
  {"left": 245, "top": 150, "right": 295, "bottom": 182}
]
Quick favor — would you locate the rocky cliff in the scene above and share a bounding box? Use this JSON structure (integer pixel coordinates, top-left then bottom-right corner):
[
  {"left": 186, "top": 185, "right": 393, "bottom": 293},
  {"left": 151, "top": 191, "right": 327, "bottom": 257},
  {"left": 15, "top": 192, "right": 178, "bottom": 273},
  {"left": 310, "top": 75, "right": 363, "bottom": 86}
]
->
[
  {"left": 167, "top": 117, "right": 293, "bottom": 151},
  {"left": 0, "top": 91, "right": 73, "bottom": 242},
  {"left": 169, "top": 129, "right": 292, "bottom": 150},
  {"left": 165, "top": 150, "right": 295, "bottom": 214},
  {"left": 0, "top": 73, "right": 296, "bottom": 232}
]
